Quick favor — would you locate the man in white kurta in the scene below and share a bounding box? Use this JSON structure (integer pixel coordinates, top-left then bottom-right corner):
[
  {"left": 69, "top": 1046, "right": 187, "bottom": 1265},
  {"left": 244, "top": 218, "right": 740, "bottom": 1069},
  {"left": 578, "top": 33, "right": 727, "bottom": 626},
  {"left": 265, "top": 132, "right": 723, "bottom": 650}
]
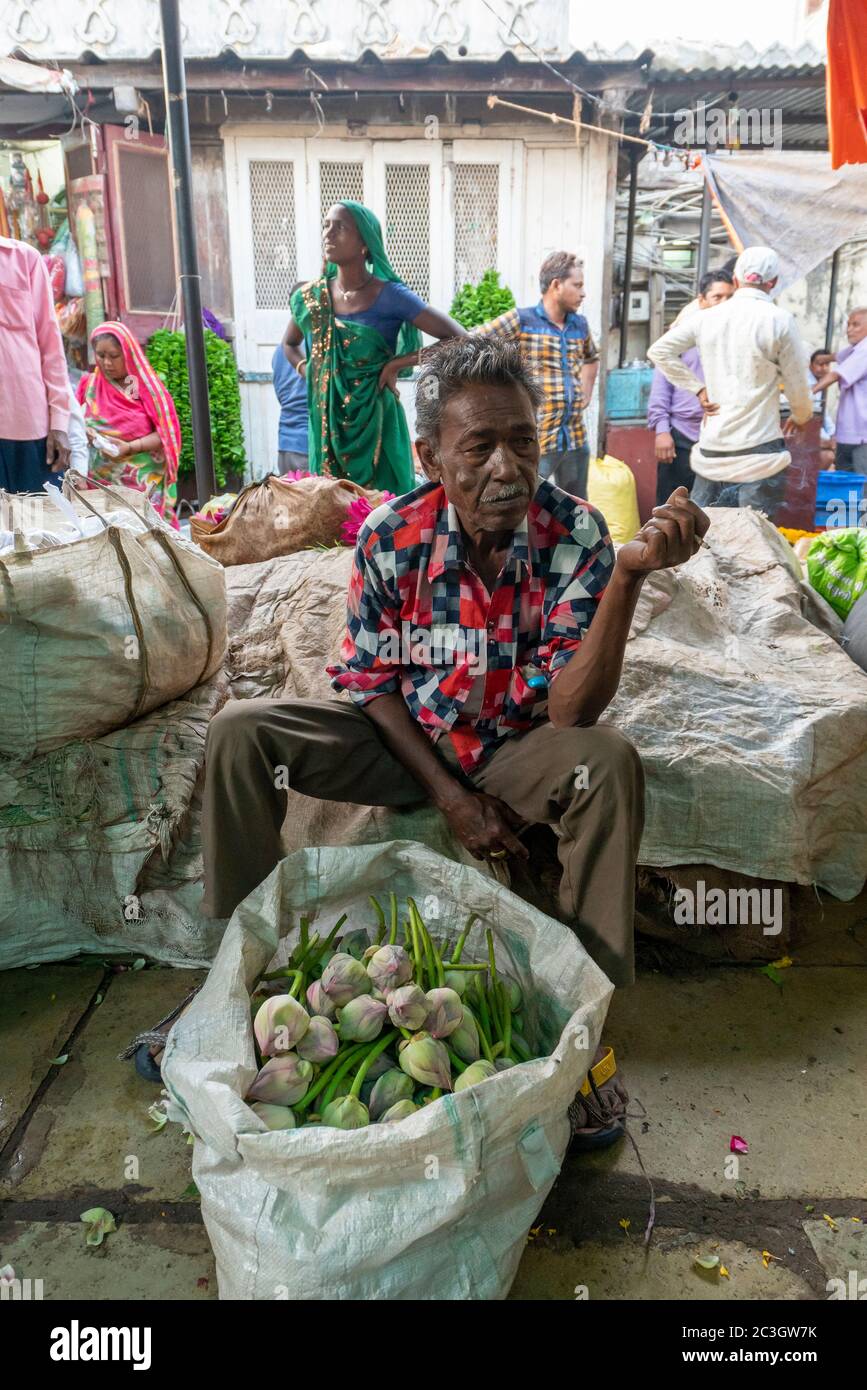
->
[{"left": 648, "top": 246, "right": 813, "bottom": 520}]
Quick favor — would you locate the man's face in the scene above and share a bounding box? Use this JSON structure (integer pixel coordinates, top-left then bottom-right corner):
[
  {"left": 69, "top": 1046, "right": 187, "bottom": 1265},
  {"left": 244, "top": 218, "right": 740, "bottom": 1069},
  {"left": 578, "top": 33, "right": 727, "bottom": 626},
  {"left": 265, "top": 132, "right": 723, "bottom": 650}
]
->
[
  {"left": 847, "top": 312, "right": 867, "bottom": 345},
  {"left": 416, "top": 382, "right": 539, "bottom": 536},
  {"left": 554, "top": 268, "right": 585, "bottom": 315},
  {"left": 812, "top": 351, "right": 833, "bottom": 376},
  {"left": 698, "top": 279, "right": 735, "bottom": 309}
]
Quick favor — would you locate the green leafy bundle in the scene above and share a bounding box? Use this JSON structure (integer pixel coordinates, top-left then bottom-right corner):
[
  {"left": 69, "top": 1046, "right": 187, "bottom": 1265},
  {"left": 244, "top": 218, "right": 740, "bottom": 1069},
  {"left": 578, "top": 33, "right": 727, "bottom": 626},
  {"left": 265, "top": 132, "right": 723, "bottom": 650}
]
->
[
  {"left": 449, "top": 268, "right": 516, "bottom": 329},
  {"left": 146, "top": 328, "right": 247, "bottom": 489}
]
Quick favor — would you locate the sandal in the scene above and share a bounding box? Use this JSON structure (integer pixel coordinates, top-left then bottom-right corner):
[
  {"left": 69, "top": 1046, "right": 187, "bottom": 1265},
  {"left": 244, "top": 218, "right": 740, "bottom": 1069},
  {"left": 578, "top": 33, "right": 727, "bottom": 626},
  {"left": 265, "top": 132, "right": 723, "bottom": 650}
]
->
[
  {"left": 118, "top": 987, "right": 201, "bottom": 1084},
  {"left": 568, "top": 1045, "right": 629, "bottom": 1151}
]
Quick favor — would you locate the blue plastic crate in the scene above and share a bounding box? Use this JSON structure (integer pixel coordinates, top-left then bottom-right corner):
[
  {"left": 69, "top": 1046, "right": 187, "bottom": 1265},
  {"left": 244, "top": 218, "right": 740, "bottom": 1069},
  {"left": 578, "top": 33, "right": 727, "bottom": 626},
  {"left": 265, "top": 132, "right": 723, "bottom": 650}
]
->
[
  {"left": 607, "top": 366, "right": 655, "bottom": 420},
  {"left": 814, "top": 470, "right": 867, "bottom": 529}
]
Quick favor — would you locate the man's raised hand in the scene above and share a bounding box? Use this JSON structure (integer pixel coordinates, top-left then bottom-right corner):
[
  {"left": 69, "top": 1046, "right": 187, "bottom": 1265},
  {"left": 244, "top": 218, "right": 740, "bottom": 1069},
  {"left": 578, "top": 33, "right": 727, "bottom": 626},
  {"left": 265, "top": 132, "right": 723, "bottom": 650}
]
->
[{"left": 616, "top": 486, "right": 710, "bottom": 576}]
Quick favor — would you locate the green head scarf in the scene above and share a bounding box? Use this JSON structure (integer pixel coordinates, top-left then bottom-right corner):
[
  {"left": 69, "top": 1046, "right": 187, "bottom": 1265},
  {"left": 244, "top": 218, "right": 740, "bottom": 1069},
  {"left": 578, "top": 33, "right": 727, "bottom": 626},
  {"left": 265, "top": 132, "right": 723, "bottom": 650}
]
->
[{"left": 325, "top": 200, "right": 422, "bottom": 361}]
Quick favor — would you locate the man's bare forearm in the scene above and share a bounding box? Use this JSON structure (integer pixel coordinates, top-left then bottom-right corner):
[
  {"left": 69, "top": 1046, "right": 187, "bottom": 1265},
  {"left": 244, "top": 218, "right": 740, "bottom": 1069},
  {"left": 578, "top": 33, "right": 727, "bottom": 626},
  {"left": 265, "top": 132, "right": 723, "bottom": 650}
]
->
[
  {"left": 547, "top": 564, "right": 645, "bottom": 727},
  {"left": 362, "top": 691, "right": 467, "bottom": 810}
]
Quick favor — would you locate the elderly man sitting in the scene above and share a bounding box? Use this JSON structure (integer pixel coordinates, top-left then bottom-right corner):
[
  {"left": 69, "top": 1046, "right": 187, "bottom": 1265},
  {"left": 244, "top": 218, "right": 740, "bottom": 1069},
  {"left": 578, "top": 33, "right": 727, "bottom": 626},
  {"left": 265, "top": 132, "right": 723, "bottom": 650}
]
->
[{"left": 200, "top": 336, "right": 707, "bottom": 1141}]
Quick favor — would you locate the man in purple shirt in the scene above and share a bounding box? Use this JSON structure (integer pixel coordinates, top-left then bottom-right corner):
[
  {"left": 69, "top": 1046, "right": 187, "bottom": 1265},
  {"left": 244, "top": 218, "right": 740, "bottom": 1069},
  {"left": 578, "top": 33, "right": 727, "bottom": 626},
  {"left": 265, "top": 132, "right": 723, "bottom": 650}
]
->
[
  {"left": 812, "top": 307, "right": 867, "bottom": 472},
  {"left": 647, "top": 269, "right": 734, "bottom": 504}
]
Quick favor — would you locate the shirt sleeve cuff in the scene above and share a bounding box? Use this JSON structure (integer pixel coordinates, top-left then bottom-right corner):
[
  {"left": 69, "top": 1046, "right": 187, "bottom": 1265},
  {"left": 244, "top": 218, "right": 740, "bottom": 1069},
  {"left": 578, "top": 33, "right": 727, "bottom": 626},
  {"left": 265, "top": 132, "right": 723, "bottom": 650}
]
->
[
  {"left": 327, "top": 666, "right": 400, "bottom": 703},
  {"left": 48, "top": 407, "right": 71, "bottom": 434}
]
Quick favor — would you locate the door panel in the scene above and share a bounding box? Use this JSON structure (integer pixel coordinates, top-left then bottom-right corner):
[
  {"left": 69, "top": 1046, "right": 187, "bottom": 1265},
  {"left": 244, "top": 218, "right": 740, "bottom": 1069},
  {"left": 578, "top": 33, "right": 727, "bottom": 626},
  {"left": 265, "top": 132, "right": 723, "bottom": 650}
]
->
[{"left": 102, "top": 124, "right": 179, "bottom": 341}]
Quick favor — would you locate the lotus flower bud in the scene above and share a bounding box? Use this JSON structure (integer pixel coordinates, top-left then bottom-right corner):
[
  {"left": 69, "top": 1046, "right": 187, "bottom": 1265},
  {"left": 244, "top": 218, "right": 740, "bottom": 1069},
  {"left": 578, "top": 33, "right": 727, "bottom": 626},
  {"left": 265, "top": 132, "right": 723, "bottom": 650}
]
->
[
  {"left": 321, "top": 952, "right": 372, "bottom": 1006},
  {"left": 462, "top": 973, "right": 481, "bottom": 1006},
  {"left": 369, "top": 1069, "right": 415, "bottom": 1121},
  {"left": 321, "top": 1095, "right": 369, "bottom": 1129},
  {"left": 366, "top": 943, "right": 413, "bottom": 994},
  {"left": 494, "top": 1057, "right": 516, "bottom": 1072},
  {"left": 398, "top": 1032, "right": 452, "bottom": 1090},
  {"left": 454, "top": 1059, "right": 497, "bottom": 1092},
  {"left": 443, "top": 969, "right": 467, "bottom": 997},
  {"left": 306, "top": 980, "right": 337, "bottom": 1021},
  {"left": 379, "top": 1099, "right": 419, "bottom": 1123},
  {"left": 450, "top": 1009, "right": 481, "bottom": 1063},
  {"left": 365, "top": 1051, "right": 398, "bottom": 1082},
  {"left": 362, "top": 944, "right": 379, "bottom": 962},
  {"left": 504, "top": 977, "right": 523, "bottom": 1012},
  {"left": 337, "top": 994, "right": 387, "bottom": 1042},
  {"left": 250, "top": 1102, "right": 297, "bottom": 1131},
  {"left": 247, "top": 1055, "right": 313, "bottom": 1106},
  {"left": 254, "top": 993, "right": 310, "bottom": 1056},
  {"left": 296, "top": 1015, "right": 339, "bottom": 1064},
  {"left": 387, "top": 983, "right": 429, "bottom": 1031},
  {"left": 423, "top": 988, "right": 464, "bottom": 1039}
]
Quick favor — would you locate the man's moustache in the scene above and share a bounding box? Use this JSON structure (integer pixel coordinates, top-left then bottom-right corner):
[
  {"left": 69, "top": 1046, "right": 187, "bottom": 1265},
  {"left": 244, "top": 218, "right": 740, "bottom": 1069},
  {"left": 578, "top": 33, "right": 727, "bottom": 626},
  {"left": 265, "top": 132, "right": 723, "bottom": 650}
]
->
[{"left": 480, "top": 484, "right": 529, "bottom": 503}]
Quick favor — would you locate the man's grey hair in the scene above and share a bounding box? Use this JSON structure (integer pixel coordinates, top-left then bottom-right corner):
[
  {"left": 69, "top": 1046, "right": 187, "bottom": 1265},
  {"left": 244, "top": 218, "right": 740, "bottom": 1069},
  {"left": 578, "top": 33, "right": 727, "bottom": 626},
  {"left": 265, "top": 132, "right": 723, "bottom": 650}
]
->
[
  {"left": 415, "top": 336, "right": 542, "bottom": 443},
  {"left": 849, "top": 305, "right": 867, "bottom": 317}
]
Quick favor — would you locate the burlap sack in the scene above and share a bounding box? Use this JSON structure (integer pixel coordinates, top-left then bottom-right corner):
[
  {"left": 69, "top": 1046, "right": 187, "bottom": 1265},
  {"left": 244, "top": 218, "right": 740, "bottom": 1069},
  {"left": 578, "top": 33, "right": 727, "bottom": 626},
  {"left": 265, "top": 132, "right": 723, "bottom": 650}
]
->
[{"left": 190, "top": 474, "right": 384, "bottom": 566}]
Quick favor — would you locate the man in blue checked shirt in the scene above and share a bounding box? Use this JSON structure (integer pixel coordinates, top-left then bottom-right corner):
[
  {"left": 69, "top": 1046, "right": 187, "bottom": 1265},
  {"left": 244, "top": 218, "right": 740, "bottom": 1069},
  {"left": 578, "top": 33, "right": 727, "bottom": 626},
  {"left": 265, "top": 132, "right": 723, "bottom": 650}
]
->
[{"left": 477, "top": 251, "right": 599, "bottom": 498}]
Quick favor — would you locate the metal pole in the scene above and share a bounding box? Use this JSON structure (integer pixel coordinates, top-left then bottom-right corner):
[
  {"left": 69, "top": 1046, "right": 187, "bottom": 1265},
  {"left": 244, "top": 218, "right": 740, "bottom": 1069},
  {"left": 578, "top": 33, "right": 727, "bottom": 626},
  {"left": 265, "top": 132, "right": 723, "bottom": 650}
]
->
[
  {"left": 618, "top": 145, "right": 640, "bottom": 369},
  {"left": 159, "top": 0, "right": 216, "bottom": 503},
  {"left": 695, "top": 174, "right": 712, "bottom": 292},
  {"left": 825, "top": 246, "right": 842, "bottom": 351}
]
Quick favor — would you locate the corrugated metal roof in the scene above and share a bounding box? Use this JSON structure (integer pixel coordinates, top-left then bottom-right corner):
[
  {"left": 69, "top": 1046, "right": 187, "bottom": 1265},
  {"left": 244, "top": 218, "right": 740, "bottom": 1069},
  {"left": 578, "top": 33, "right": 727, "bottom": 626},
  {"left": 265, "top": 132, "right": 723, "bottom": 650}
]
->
[{"left": 584, "top": 39, "right": 825, "bottom": 76}]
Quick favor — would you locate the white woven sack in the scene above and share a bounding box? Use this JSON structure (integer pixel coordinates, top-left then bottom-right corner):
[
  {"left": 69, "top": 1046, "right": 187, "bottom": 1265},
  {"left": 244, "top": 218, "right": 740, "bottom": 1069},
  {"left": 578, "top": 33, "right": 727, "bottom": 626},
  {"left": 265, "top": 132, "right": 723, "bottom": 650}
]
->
[
  {"left": 163, "top": 841, "right": 613, "bottom": 1301},
  {"left": 0, "top": 472, "right": 226, "bottom": 759}
]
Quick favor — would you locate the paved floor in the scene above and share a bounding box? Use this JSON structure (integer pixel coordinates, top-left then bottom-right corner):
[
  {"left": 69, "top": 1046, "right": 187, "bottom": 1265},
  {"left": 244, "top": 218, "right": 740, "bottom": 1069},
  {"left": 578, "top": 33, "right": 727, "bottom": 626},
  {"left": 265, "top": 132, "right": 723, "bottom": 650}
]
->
[{"left": 1, "top": 941, "right": 865, "bottom": 1301}]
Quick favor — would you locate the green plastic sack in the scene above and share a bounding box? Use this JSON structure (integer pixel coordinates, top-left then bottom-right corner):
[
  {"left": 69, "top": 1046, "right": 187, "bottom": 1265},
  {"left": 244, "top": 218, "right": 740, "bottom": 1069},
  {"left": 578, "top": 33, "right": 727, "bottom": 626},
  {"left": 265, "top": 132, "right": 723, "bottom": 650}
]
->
[{"left": 806, "top": 528, "right": 867, "bottom": 619}]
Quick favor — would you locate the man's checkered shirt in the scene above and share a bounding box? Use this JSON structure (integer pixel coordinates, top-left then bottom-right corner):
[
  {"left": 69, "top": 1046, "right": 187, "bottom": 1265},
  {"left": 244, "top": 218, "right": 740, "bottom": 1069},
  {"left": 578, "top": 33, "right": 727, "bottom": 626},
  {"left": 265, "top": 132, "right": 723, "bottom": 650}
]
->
[{"left": 328, "top": 478, "right": 614, "bottom": 773}]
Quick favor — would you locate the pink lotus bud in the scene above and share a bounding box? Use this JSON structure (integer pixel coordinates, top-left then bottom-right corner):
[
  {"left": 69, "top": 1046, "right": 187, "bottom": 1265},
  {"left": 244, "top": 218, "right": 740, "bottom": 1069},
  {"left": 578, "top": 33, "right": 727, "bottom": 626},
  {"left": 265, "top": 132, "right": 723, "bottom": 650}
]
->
[
  {"left": 296, "top": 1015, "right": 339, "bottom": 1064},
  {"left": 365, "top": 1051, "right": 398, "bottom": 1083},
  {"left": 379, "top": 1099, "right": 419, "bottom": 1123},
  {"left": 366, "top": 943, "right": 412, "bottom": 994},
  {"left": 423, "top": 988, "right": 464, "bottom": 1039},
  {"left": 450, "top": 1010, "right": 481, "bottom": 1063},
  {"left": 306, "top": 980, "right": 337, "bottom": 1021},
  {"left": 321, "top": 952, "right": 372, "bottom": 1006},
  {"left": 247, "top": 1055, "right": 313, "bottom": 1106},
  {"left": 250, "top": 1102, "right": 297, "bottom": 1131},
  {"left": 254, "top": 993, "right": 310, "bottom": 1056},
  {"left": 337, "top": 994, "right": 387, "bottom": 1042},
  {"left": 369, "top": 1069, "right": 414, "bottom": 1121},
  {"left": 398, "top": 1032, "right": 452, "bottom": 1090},
  {"left": 454, "top": 1059, "right": 497, "bottom": 1092},
  {"left": 320, "top": 1095, "right": 370, "bottom": 1129},
  {"left": 387, "top": 983, "right": 428, "bottom": 1031}
]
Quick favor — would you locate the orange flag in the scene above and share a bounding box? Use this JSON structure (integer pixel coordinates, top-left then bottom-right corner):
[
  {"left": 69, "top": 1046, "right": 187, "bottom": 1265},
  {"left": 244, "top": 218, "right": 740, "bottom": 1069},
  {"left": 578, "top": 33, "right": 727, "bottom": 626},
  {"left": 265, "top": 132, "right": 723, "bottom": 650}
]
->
[{"left": 827, "top": 0, "right": 867, "bottom": 167}]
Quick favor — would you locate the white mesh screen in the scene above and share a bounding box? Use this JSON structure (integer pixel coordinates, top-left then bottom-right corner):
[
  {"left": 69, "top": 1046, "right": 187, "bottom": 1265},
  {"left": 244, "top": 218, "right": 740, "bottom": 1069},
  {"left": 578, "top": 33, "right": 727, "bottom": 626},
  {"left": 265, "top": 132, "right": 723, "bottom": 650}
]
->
[
  {"left": 319, "top": 161, "right": 366, "bottom": 229},
  {"left": 384, "top": 164, "right": 430, "bottom": 299},
  {"left": 454, "top": 163, "right": 500, "bottom": 288},
  {"left": 249, "top": 160, "right": 297, "bottom": 310}
]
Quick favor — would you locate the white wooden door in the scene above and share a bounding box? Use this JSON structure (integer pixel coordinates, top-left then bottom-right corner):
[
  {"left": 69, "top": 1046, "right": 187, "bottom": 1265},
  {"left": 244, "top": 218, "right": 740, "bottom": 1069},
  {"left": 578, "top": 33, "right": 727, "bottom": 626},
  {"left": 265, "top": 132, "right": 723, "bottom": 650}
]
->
[
  {"left": 448, "top": 139, "right": 522, "bottom": 304},
  {"left": 371, "top": 141, "right": 445, "bottom": 312}
]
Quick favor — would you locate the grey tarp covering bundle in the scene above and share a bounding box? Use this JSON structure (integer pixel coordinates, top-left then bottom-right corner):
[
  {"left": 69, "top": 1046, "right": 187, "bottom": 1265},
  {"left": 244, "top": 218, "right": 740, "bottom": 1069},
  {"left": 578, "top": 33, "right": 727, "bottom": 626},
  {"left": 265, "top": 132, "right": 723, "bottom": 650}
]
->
[
  {"left": 223, "top": 507, "right": 867, "bottom": 900},
  {"left": 704, "top": 152, "right": 867, "bottom": 294},
  {"left": 0, "top": 475, "right": 227, "bottom": 758},
  {"left": 162, "top": 841, "right": 613, "bottom": 1300}
]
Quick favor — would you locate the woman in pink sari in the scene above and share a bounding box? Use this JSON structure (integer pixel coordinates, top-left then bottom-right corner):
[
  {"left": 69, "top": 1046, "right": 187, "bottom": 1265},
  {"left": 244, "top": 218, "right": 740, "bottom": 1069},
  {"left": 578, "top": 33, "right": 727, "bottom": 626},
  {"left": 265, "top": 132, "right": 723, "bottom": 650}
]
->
[{"left": 77, "top": 320, "right": 181, "bottom": 528}]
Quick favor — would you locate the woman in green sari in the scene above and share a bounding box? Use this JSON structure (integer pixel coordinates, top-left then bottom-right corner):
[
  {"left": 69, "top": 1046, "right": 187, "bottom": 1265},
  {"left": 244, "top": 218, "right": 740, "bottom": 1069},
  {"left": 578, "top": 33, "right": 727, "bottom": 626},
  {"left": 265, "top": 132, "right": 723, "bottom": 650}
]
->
[{"left": 283, "top": 201, "right": 466, "bottom": 496}]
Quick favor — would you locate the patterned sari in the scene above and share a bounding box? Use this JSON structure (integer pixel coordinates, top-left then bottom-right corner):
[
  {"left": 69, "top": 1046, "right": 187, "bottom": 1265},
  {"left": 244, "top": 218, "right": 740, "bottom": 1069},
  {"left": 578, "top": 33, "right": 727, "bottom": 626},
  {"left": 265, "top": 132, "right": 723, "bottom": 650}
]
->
[
  {"left": 291, "top": 276, "right": 415, "bottom": 495},
  {"left": 78, "top": 320, "right": 181, "bottom": 528}
]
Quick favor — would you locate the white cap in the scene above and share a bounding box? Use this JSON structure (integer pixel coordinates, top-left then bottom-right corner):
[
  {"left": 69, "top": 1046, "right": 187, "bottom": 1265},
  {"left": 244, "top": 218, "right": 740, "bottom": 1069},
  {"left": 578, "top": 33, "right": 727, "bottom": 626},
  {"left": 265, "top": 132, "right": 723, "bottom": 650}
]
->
[{"left": 734, "top": 246, "right": 780, "bottom": 287}]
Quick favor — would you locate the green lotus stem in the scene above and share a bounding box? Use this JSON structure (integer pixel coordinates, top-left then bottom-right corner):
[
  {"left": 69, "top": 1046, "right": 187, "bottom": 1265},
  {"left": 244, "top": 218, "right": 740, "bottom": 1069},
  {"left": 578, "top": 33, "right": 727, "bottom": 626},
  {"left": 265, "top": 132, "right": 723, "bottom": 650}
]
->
[
  {"left": 499, "top": 981, "right": 512, "bottom": 1058},
  {"left": 464, "top": 1002, "right": 494, "bottom": 1065},
  {"left": 429, "top": 1087, "right": 442, "bottom": 1101},
  {"left": 441, "top": 962, "right": 488, "bottom": 971},
  {"left": 300, "top": 916, "right": 309, "bottom": 954},
  {"left": 349, "top": 1029, "right": 399, "bottom": 1099},
  {"left": 261, "top": 965, "right": 305, "bottom": 986},
  {"left": 320, "top": 1044, "right": 371, "bottom": 1111},
  {"left": 485, "top": 931, "right": 504, "bottom": 1037},
  {"left": 388, "top": 892, "right": 399, "bottom": 945},
  {"left": 294, "top": 1042, "right": 367, "bottom": 1113},
  {"left": 491, "top": 1041, "right": 504, "bottom": 1058},
  {"left": 369, "top": 896, "right": 386, "bottom": 943},
  {"left": 399, "top": 1027, "right": 413, "bottom": 1040},
  {"left": 407, "top": 899, "right": 433, "bottom": 987},
  {"left": 446, "top": 1046, "right": 468, "bottom": 1074},
  {"left": 288, "top": 970, "right": 305, "bottom": 1000},
  {"left": 410, "top": 899, "right": 442, "bottom": 988},
  {"left": 408, "top": 910, "right": 423, "bottom": 982},
  {"left": 451, "top": 913, "right": 478, "bottom": 964},
  {"left": 297, "top": 913, "right": 347, "bottom": 973},
  {"left": 510, "top": 1035, "right": 532, "bottom": 1062}
]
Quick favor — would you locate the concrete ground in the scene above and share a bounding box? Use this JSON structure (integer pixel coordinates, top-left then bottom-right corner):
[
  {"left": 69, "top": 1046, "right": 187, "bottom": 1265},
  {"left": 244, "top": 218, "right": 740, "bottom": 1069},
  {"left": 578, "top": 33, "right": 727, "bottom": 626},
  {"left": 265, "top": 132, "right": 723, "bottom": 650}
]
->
[{"left": 1, "top": 914, "right": 865, "bottom": 1301}]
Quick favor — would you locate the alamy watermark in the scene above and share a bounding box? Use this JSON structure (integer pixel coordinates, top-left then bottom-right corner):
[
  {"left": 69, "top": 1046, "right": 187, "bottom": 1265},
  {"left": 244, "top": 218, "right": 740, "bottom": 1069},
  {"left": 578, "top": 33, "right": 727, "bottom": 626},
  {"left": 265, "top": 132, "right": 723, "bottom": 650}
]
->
[
  {"left": 673, "top": 101, "right": 783, "bottom": 151},
  {"left": 673, "top": 880, "right": 783, "bottom": 936}
]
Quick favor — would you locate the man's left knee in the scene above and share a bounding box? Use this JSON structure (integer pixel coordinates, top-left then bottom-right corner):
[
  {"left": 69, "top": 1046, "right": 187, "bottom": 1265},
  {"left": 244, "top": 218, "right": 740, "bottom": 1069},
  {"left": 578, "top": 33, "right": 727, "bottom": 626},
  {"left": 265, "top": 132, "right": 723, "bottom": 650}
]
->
[{"left": 557, "top": 722, "right": 643, "bottom": 791}]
